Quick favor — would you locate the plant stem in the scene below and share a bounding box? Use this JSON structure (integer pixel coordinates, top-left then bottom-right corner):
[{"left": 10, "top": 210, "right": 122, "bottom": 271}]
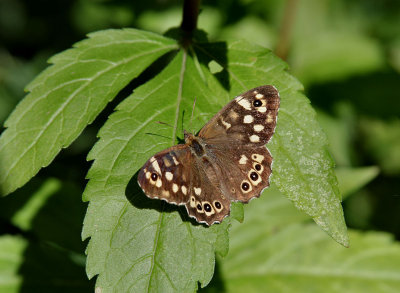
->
[
  {"left": 180, "top": 0, "right": 201, "bottom": 33},
  {"left": 275, "top": 0, "right": 299, "bottom": 60}
]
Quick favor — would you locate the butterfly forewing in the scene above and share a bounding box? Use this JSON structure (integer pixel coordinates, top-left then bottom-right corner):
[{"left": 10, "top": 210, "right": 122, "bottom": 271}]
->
[
  {"left": 198, "top": 85, "right": 279, "bottom": 146},
  {"left": 137, "top": 85, "right": 280, "bottom": 225}
]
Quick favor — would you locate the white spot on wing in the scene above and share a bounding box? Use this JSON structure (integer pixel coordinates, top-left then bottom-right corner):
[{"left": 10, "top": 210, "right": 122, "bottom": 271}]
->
[
  {"left": 163, "top": 157, "right": 172, "bottom": 167},
  {"left": 172, "top": 183, "right": 179, "bottom": 193},
  {"left": 239, "top": 155, "right": 248, "bottom": 165},
  {"left": 258, "top": 106, "right": 267, "bottom": 113},
  {"left": 172, "top": 156, "right": 179, "bottom": 165},
  {"left": 194, "top": 187, "right": 201, "bottom": 195},
  {"left": 253, "top": 124, "right": 264, "bottom": 132},
  {"left": 181, "top": 185, "right": 187, "bottom": 195},
  {"left": 243, "top": 115, "right": 254, "bottom": 124},
  {"left": 236, "top": 97, "right": 251, "bottom": 110},
  {"left": 250, "top": 135, "right": 260, "bottom": 142},
  {"left": 151, "top": 158, "right": 162, "bottom": 174},
  {"left": 165, "top": 172, "right": 173, "bottom": 181},
  {"left": 229, "top": 110, "right": 239, "bottom": 120}
]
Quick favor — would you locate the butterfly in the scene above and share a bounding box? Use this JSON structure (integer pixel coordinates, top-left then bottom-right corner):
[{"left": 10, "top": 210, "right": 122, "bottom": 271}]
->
[{"left": 137, "top": 85, "right": 280, "bottom": 225}]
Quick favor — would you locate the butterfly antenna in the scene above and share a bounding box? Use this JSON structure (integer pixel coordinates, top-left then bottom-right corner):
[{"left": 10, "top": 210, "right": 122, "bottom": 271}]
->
[
  {"left": 189, "top": 97, "right": 196, "bottom": 133},
  {"left": 155, "top": 121, "right": 176, "bottom": 129}
]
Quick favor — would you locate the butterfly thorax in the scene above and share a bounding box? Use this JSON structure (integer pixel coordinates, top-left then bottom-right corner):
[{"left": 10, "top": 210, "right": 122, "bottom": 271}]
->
[{"left": 184, "top": 130, "right": 205, "bottom": 157}]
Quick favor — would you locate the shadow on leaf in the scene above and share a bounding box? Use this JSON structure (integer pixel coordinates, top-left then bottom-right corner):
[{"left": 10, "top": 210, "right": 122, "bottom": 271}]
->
[{"left": 126, "top": 171, "right": 206, "bottom": 227}]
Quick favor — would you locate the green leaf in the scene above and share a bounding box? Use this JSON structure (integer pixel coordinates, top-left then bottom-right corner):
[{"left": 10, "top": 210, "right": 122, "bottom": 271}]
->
[
  {"left": 0, "top": 29, "right": 178, "bottom": 196},
  {"left": 10, "top": 178, "right": 61, "bottom": 231},
  {"left": 83, "top": 36, "right": 347, "bottom": 291},
  {"left": 199, "top": 41, "right": 348, "bottom": 245},
  {"left": 0, "top": 235, "right": 26, "bottom": 293},
  {"left": 316, "top": 106, "right": 356, "bottom": 167},
  {"left": 83, "top": 50, "right": 231, "bottom": 292},
  {"left": 223, "top": 225, "right": 400, "bottom": 292},
  {"left": 0, "top": 177, "right": 88, "bottom": 253},
  {"left": 336, "top": 166, "right": 379, "bottom": 199},
  {"left": 216, "top": 187, "right": 400, "bottom": 293},
  {"left": 360, "top": 117, "right": 400, "bottom": 175}
]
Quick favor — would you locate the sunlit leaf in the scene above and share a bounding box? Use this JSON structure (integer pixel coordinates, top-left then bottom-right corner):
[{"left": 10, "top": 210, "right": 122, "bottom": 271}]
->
[{"left": 0, "top": 29, "right": 178, "bottom": 195}]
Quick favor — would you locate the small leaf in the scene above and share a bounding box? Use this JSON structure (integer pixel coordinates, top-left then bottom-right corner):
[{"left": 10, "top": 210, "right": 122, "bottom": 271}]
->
[
  {"left": 336, "top": 166, "right": 379, "bottom": 199},
  {"left": 0, "top": 29, "right": 178, "bottom": 196},
  {"left": 360, "top": 117, "right": 400, "bottom": 175},
  {"left": 0, "top": 178, "right": 88, "bottom": 253},
  {"left": 0, "top": 235, "right": 26, "bottom": 293}
]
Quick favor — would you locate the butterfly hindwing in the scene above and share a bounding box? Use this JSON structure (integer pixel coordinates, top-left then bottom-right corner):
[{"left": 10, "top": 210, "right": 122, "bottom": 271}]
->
[
  {"left": 137, "top": 145, "right": 193, "bottom": 205},
  {"left": 184, "top": 158, "right": 232, "bottom": 225},
  {"left": 208, "top": 144, "right": 273, "bottom": 203},
  {"left": 138, "top": 144, "right": 232, "bottom": 225}
]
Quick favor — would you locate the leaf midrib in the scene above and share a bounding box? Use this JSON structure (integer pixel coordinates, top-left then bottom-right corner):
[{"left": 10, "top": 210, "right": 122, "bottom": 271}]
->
[{"left": 145, "top": 49, "right": 188, "bottom": 292}]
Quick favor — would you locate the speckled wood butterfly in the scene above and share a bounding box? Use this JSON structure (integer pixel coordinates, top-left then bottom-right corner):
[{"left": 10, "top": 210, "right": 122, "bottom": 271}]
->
[{"left": 138, "top": 85, "right": 280, "bottom": 225}]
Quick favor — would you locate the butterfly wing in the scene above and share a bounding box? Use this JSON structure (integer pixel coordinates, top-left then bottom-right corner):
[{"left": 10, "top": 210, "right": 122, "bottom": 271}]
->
[
  {"left": 198, "top": 85, "right": 279, "bottom": 202},
  {"left": 198, "top": 85, "right": 279, "bottom": 146},
  {"left": 206, "top": 144, "right": 273, "bottom": 203},
  {"left": 137, "top": 144, "right": 231, "bottom": 225},
  {"left": 184, "top": 156, "right": 232, "bottom": 225},
  {"left": 137, "top": 145, "right": 193, "bottom": 205}
]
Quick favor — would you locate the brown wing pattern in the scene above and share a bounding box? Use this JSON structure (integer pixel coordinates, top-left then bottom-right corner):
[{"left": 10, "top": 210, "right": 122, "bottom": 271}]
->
[
  {"left": 137, "top": 85, "right": 280, "bottom": 225},
  {"left": 137, "top": 145, "right": 193, "bottom": 205},
  {"left": 196, "top": 85, "right": 279, "bottom": 204},
  {"left": 208, "top": 144, "right": 273, "bottom": 203},
  {"left": 184, "top": 157, "right": 232, "bottom": 224},
  {"left": 137, "top": 144, "right": 232, "bottom": 225},
  {"left": 199, "top": 85, "right": 280, "bottom": 146}
]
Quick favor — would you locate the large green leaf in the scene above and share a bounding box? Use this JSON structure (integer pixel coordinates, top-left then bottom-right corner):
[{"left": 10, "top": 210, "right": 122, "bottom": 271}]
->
[
  {"left": 0, "top": 29, "right": 178, "bottom": 195},
  {"left": 82, "top": 50, "right": 231, "bottom": 292},
  {"left": 83, "top": 35, "right": 347, "bottom": 291},
  {"left": 198, "top": 41, "right": 347, "bottom": 245}
]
